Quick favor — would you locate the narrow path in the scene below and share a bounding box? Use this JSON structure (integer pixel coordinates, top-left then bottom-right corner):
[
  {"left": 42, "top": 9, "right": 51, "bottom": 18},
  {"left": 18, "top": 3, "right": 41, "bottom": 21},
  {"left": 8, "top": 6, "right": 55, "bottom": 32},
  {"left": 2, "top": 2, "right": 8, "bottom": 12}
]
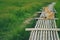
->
[{"left": 26, "top": 2, "right": 60, "bottom": 40}]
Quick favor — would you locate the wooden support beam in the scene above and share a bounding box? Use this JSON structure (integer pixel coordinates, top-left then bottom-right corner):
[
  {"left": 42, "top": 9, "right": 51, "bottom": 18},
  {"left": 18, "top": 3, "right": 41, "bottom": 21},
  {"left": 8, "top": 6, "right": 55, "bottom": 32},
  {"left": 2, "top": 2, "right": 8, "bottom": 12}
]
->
[
  {"left": 34, "top": 18, "right": 58, "bottom": 20},
  {"left": 25, "top": 28, "right": 60, "bottom": 31}
]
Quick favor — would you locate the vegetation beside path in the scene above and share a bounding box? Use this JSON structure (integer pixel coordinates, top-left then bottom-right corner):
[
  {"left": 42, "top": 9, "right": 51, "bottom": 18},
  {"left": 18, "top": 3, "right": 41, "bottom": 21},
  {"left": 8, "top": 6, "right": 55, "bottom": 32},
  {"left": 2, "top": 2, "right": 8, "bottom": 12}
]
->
[{"left": 0, "top": 0, "right": 60, "bottom": 40}]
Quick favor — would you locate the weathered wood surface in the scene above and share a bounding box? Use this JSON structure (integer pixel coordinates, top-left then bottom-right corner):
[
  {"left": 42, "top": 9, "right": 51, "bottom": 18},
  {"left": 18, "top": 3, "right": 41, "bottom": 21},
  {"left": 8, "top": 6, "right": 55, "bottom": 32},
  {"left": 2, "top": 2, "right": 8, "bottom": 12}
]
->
[{"left": 26, "top": 2, "right": 60, "bottom": 40}]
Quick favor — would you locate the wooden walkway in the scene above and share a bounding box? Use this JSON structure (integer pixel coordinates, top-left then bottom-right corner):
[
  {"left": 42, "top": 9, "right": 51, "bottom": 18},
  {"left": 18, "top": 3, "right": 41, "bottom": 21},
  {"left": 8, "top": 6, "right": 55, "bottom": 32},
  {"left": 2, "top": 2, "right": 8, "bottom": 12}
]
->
[
  {"left": 26, "top": 15, "right": 60, "bottom": 40},
  {"left": 25, "top": 2, "right": 60, "bottom": 40}
]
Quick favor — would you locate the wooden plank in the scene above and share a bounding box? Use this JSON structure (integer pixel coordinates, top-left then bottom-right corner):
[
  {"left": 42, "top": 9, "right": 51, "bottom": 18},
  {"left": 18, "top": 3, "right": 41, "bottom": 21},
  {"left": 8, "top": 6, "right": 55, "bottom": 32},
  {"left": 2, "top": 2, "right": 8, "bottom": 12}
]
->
[
  {"left": 54, "top": 20, "right": 60, "bottom": 40},
  {"left": 34, "top": 18, "right": 58, "bottom": 20},
  {"left": 25, "top": 28, "right": 60, "bottom": 31}
]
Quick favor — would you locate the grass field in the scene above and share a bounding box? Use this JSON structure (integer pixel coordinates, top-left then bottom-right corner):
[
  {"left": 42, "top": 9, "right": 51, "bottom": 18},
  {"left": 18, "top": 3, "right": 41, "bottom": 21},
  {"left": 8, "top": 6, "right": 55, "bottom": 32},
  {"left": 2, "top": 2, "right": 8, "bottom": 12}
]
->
[{"left": 0, "top": 0, "right": 60, "bottom": 40}]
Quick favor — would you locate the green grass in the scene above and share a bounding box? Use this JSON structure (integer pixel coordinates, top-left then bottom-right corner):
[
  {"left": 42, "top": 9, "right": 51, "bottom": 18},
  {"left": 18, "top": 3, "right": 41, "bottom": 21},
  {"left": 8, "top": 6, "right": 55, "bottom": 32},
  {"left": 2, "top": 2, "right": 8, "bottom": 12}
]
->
[
  {"left": 55, "top": 1, "right": 60, "bottom": 37},
  {"left": 0, "top": 0, "right": 60, "bottom": 40}
]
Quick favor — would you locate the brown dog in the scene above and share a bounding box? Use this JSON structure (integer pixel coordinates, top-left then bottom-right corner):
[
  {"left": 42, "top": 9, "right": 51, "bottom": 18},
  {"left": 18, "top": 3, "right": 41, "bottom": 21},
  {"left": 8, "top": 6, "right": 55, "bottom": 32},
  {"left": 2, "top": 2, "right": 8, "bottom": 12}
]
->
[{"left": 43, "top": 7, "right": 54, "bottom": 19}]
